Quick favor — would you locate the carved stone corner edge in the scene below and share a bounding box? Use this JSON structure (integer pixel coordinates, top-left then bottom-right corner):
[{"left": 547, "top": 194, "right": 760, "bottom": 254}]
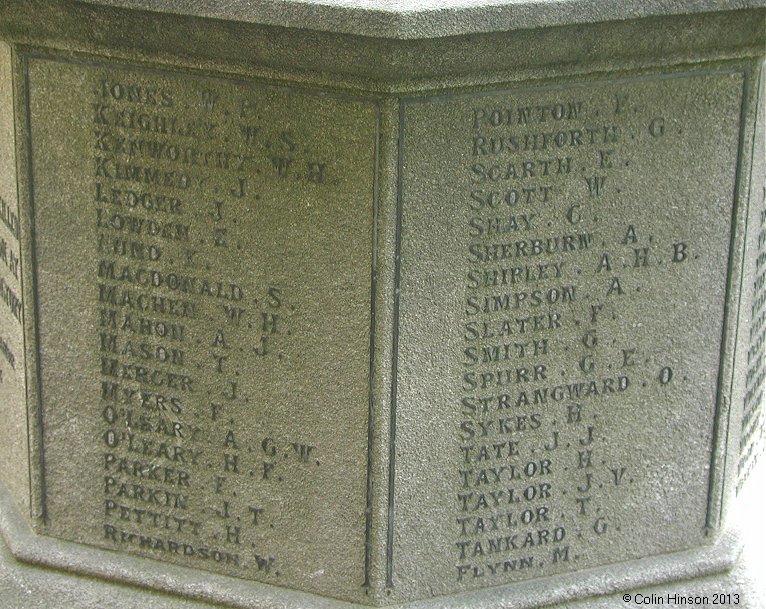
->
[{"left": 0, "top": 480, "right": 745, "bottom": 609}]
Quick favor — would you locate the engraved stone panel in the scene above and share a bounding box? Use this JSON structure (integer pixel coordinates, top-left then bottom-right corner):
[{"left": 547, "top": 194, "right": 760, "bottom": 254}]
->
[
  {"left": 24, "top": 55, "right": 378, "bottom": 602},
  {"left": 0, "top": 41, "right": 29, "bottom": 515},
  {"left": 392, "top": 70, "right": 745, "bottom": 599},
  {"left": 739, "top": 62, "right": 766, "bottom": 490}
]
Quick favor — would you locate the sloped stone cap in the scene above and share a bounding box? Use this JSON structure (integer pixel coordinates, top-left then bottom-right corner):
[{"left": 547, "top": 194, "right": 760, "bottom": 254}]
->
[{"left": 77, "top": 0, "right": 766, "bottom": 38}]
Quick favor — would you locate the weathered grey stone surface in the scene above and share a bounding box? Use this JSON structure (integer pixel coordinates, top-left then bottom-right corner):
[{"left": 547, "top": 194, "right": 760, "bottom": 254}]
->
[{"left": 0, "top": 0, "right": 764, "bottom": 607}]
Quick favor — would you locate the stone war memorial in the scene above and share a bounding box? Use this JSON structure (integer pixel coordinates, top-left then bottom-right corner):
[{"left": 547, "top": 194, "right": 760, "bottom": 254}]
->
[{"left": 0, "top": 0, "right": 765, "bottom": 608}]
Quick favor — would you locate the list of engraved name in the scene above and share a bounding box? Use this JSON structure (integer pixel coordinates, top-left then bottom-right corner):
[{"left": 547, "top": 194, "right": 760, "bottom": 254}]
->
[
  {"left": 456, "top": 94, "right": 696, "bottom": 582},
  {"left": 92, "top": 74, "right": 318, "bottom": 578}
]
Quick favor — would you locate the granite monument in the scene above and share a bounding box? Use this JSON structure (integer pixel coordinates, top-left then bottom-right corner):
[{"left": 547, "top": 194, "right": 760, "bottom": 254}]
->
[{"left": 0, "top": 1, "right": 764, "bottom": 607}]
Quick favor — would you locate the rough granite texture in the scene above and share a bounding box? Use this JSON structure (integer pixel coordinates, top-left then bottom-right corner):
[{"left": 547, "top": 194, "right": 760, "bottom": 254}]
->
[{"left": 0, "top": 1, "right": 764, "bottom": 608}]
